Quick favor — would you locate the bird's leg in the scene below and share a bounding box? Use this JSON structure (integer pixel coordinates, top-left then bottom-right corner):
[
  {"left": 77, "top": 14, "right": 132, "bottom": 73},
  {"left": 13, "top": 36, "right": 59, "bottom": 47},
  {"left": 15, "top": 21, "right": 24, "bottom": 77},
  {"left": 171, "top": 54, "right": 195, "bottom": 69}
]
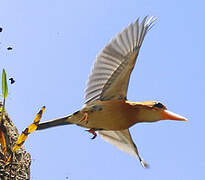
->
[
  {"left": 79, "top": 112, "right": 89, "bottom": 124},
  {"left": 86, "top": 128, "right": 97, "bottom": 139}
]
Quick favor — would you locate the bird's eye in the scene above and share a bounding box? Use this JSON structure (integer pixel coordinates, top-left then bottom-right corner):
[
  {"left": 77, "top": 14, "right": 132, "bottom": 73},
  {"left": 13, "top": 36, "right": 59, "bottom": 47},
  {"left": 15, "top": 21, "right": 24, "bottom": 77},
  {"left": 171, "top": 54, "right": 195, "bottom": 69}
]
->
[{"left": 153, "top": 102, "right": 166, "bottom": 109}]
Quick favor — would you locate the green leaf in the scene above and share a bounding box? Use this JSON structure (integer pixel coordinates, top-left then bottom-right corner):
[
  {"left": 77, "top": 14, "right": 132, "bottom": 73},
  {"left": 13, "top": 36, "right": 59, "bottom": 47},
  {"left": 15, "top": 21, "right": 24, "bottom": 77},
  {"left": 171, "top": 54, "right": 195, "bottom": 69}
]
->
[{"left": 2, "top": 69, "right": 8, "bottom": 99}]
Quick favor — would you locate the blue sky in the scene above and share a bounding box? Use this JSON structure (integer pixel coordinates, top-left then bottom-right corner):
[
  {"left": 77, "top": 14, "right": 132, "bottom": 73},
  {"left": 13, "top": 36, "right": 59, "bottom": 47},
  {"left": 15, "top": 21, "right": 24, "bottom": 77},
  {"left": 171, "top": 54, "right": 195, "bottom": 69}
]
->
[{"left": 0, "top": 0, "right": 204, "bottom": 179}]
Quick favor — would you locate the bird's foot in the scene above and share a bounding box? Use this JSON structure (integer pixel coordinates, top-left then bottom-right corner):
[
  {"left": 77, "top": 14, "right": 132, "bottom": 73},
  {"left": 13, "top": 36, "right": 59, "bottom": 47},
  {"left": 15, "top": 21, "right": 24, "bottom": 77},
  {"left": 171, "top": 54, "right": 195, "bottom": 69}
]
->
[
  {"left": 79, "top": 112, "right": 88, "bottom": 124},
  {"left": 86, "top": 128, "right": 97, "bottom": 139}
]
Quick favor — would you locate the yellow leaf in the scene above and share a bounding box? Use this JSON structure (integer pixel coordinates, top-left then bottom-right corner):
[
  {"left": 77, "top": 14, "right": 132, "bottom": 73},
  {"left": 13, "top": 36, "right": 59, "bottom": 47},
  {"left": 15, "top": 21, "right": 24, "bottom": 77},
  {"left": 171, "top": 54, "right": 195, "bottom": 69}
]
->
[
  {"left": 27, "top": 124, "right": 37, "bottom": 133},
  {"left": 0, "top": 131, "right": 6, "bottom": 161},
  {"left": 7, "top": 106, "right": 45, "bottom": 162}
]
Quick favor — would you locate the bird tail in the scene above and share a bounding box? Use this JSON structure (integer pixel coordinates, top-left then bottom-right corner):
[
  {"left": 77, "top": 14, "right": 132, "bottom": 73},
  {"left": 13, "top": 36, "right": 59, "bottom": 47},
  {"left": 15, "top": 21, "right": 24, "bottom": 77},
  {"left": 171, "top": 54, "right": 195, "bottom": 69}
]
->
[{"left": 37, "top": 115, "right": 72, "bottom": 130}]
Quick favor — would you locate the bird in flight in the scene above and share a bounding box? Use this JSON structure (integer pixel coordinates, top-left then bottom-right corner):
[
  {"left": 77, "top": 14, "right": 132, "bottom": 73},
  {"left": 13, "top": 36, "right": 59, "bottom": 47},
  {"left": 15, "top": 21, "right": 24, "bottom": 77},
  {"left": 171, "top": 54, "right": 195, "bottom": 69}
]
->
[{"left": 37, "top": 16, "right": 187, "bottom": 167}]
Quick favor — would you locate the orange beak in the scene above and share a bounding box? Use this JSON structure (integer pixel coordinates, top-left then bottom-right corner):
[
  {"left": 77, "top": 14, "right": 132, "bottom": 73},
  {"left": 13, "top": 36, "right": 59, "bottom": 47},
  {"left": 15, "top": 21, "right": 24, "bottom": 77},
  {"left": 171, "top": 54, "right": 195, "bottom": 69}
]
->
[{"left": 161, "top": 110, "right": 188, "bottom": 121}]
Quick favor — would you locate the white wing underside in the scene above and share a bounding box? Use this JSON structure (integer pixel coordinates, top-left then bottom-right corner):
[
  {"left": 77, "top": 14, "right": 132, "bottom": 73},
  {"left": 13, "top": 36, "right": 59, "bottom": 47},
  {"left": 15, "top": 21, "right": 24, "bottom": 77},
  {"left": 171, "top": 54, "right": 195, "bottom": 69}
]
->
[
  {"left": 99, "top": 129, "right": 148, "bottom": 167},
  {"left": 85, "top": 16, "right": 156, "bottom": 103}
]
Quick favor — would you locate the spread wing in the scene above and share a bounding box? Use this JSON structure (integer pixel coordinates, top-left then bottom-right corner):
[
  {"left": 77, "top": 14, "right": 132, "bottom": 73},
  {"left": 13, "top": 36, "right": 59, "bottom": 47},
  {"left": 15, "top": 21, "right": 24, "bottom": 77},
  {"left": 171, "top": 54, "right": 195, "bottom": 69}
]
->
[
  {"left": 85, "top": 16, "right": 156, "bottom": 103},
  {"left": 98, "top": 129, "right": 148, "bottom": 168}
]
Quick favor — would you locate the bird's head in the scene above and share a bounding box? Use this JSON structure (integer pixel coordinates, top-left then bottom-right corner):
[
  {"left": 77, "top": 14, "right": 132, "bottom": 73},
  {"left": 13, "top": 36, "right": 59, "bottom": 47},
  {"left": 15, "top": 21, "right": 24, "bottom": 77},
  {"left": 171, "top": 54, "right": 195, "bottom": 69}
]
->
[{"left": 131, "top": 101, "right": 188, "bottom": 123}]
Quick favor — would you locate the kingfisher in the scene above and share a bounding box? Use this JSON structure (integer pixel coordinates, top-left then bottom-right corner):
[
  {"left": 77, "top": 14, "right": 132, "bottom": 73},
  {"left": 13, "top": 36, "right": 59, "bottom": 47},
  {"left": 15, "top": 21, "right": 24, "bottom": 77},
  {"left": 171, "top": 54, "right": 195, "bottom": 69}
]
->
[{"left": 37, "top": 16, "right": 187, "bottom": 167}]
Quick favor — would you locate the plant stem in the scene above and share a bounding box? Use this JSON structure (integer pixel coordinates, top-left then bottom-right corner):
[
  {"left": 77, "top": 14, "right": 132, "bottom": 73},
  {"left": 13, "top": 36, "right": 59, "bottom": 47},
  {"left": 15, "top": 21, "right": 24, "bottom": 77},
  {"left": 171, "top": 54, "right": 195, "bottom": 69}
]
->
[{"left": 1, "top": 98, "right": 5, "bottom": 125}]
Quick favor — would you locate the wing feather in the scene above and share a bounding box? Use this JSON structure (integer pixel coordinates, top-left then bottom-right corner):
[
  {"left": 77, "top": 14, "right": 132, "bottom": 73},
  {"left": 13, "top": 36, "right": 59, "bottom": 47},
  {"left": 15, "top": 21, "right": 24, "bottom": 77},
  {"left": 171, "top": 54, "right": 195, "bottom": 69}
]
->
[
  {"left": 99, "top": 129, "right": 148, "bottom": 167},
  {"left": 85, "top": 16, "right": 156, "bottom": 103}
]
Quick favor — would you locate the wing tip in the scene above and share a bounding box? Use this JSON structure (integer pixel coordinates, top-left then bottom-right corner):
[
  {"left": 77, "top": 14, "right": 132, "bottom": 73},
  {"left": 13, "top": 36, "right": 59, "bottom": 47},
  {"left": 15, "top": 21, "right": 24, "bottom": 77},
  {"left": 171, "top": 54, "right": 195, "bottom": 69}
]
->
[
  {"left": 146, "top": 15, "right": 157, "bottom": 31},
  {"left": 140, "top": 159, "right": 149, "bottom": 168},
  {"left": 135, "top": 15, "right": 157, "bottom": 27}
]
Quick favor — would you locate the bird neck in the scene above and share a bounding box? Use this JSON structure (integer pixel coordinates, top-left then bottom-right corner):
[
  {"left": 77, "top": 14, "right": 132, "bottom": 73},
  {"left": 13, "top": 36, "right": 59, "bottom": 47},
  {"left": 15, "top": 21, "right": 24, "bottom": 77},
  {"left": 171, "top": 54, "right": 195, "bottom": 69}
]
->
[
  {"left": 137, "top": 108, "right": 161, "bottom": 123},
  {"left": 127, "top": 101, "right": 162, "bottom": 123}
]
